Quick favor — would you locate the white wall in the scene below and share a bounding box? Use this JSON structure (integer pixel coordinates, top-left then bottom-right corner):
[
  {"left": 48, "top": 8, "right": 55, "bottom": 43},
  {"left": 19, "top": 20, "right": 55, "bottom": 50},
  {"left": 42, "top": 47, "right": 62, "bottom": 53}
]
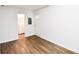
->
[
  {"left": 0, "top": 7, "right": 18, "bottom": 43},
  {"left": 0, "top": 7, "right": 34, "bottom": 43},
  {"left": 35, "top": 5, "right": 79, "bottom": 53},
  {"left": 25, "top": 11, "right": 34, "bottom": 37}
]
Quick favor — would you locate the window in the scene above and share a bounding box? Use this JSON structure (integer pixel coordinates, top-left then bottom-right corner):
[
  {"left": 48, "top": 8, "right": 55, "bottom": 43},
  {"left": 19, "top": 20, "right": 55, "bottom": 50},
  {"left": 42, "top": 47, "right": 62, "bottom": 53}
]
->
[{"left": 28, "top": 17, "right": 32, "bottom": 25}]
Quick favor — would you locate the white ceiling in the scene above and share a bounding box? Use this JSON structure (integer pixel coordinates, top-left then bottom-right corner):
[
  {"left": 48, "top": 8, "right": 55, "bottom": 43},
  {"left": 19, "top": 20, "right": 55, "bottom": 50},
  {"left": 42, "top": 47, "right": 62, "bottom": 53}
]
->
[{"left": 7, "top": 5, "right": 47, "bottom": 11}]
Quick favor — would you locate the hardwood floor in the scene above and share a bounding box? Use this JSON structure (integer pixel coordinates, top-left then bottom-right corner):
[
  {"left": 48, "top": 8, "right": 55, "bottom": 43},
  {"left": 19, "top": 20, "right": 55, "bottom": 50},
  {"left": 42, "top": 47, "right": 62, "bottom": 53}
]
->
[
  {"left": 0, "top": 44, "right": 1, "bottom": 54},
  {"left": 0, "top": 35, "right": 77, "bottom": 54}
]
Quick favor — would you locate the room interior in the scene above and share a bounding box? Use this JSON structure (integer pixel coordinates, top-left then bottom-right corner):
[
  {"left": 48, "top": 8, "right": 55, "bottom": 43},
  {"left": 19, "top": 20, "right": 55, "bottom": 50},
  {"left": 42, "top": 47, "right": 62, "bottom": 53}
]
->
[{"left": 0, "top": 5, "right": 79, "bottom": 54}]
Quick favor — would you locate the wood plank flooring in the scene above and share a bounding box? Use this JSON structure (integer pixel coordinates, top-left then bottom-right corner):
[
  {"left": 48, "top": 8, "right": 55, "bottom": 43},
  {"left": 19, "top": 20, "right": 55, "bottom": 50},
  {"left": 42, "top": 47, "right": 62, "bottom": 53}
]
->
[{"left": 0, "top": 35, "right": 77, "bottom": 54}]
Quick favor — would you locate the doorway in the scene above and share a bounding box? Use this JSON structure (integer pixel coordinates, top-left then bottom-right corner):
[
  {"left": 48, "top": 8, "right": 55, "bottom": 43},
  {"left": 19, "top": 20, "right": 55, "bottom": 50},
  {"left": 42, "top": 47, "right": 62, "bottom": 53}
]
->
[{"left": 17, "top": 14, "right": 25, "bottom": 41}]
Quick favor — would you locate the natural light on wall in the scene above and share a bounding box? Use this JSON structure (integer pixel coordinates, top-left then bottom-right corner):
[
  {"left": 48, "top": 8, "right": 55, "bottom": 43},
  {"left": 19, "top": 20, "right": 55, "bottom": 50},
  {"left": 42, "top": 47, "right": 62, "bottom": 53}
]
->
[
  {"left": 17, "top": 14, "right": 25, "bottom": 34},
  {"left": 35, "top": 15, "right": 39, "bottom": 19}
]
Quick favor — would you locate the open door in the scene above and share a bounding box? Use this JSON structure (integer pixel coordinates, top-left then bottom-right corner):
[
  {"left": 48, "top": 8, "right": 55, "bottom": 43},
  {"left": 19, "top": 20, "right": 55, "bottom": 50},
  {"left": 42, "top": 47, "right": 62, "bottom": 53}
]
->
[{"left": 17, "top": 14, "right": 25, "bottom": 41}]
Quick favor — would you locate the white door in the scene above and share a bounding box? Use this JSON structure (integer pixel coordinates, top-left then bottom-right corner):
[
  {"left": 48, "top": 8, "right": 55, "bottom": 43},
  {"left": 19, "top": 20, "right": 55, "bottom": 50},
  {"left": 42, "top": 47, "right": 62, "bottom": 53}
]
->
[{"left": 17, "top": 14, "right": 25, "bottom": 34}]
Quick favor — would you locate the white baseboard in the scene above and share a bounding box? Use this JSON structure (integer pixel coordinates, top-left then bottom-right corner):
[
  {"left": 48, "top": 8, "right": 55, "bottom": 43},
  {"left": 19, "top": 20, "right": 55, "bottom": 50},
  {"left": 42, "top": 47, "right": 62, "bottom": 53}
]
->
[
  {"left": 0, "top": 34, "right": 35, "bottom": 44},
  {"left": 0, "top": 38, "right": 17, "bottom": 44}
]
